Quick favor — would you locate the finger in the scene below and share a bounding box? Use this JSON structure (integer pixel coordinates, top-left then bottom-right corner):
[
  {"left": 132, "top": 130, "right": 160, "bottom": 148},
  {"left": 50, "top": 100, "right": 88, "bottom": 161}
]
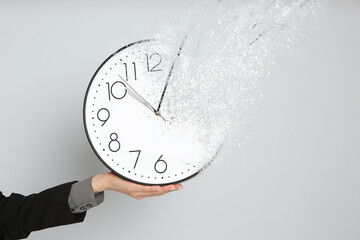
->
[
  {"left": 161, "top": 183, "right": 183, "bottom": 192},
  {"left": 157, "top": 185, "right": 174, "bottom": 192},
  {"left": 134, "top": 185, "right": 161, "bottom": 193},
  {"left": 174, "top": 184, "right": 183, "bottom": 190},
  {"left": 148, "top": 185, "right": 183, "bottom": 196},
  {"left": 136, "top": 187, "right": 173, "bottom": 197},
  {"left": 134, "top": 184, "right": 183, "bottom": 199},
  {"left": 137, "top": 190, "right": 171, "bottom": 198}
]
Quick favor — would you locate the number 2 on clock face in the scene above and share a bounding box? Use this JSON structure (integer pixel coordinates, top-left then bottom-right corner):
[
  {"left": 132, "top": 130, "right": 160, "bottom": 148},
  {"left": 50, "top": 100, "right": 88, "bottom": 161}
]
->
[{"left": 84, "top": 39, "right": 206, "bottom": 186}]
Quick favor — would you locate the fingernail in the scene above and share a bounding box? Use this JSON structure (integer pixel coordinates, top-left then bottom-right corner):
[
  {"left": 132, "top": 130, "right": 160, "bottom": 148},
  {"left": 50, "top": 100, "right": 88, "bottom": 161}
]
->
[
  {"left": 156, "top": 189, "right": 162, "bottom": 192},
  {"left": 169, "top": 188, "right": 176, "bottom": 191}
]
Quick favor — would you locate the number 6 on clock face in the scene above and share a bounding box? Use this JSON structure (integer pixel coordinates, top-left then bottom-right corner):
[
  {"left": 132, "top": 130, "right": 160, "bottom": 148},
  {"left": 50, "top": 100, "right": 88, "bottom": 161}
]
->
[{"left": 83, "top": 39, "right": 221, "bottom": 185}]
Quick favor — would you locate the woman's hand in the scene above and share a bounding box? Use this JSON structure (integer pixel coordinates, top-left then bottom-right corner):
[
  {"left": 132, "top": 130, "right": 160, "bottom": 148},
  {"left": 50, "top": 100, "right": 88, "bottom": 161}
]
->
[{"left": 91, "top": 172, "right": 183, "bottom": 200}]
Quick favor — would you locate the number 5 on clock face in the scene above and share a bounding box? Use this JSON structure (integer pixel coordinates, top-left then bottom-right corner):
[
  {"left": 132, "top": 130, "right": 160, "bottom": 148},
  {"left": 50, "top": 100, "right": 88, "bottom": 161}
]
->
[{"left": 83, "top": 39, "right": 220, "bottom": 185}]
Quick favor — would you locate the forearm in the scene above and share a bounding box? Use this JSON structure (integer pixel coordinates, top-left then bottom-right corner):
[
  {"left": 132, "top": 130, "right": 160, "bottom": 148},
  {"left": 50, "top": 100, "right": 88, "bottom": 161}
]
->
[
  {"left": 91, "top": 172, "right": 110, "bottom": 194},
  {"left": 68, "top": 171, "right": 182, "bottom": 214},
  {"left": 68, "top": 178, "right": 104, "bottom": 214},
  {"left": 0, "top": 182, "right": 86, "bottom": 239},
  {"left": 0, "top": 173, "right": 182, "bottom": 239}
]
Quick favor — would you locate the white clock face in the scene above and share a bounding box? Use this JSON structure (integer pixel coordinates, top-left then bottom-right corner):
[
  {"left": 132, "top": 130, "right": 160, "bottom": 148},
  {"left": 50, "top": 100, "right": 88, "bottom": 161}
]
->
[{"left": 84, "top": 39, "right": 222, "bottom": 185}]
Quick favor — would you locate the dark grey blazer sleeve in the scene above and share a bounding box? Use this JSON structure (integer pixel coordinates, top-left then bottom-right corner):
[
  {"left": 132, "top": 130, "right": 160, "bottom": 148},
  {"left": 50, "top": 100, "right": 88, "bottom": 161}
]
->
[
  {"left": 67, "top": 177, "right": 104, "bottom": 214},
  {"left": 0, "top": 182, "right": 86, "bottom": 240}
]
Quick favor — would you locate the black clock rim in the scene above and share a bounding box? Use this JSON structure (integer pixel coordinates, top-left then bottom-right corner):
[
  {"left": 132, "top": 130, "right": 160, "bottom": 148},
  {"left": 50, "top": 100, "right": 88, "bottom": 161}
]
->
[{"left": 83, "top": 39, "right": 202, "bottom": 186}]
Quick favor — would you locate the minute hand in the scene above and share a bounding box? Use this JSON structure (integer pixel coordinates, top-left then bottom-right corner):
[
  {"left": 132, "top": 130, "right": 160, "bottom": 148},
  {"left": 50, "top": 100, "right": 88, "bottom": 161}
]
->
[{"left": 155, "top": 36, "right": 188, "bottom": 114}]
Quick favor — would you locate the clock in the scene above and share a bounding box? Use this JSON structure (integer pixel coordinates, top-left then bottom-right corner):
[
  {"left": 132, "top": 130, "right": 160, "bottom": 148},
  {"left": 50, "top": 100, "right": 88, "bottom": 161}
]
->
[{"left": 83, "top": 39, "right": 223, "bottom": 186}]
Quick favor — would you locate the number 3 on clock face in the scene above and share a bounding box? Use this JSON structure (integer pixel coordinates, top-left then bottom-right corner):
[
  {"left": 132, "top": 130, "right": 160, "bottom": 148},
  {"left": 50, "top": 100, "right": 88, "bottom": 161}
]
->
[{"left": 83, "top": 39, "right": 213, "bottom": 186}]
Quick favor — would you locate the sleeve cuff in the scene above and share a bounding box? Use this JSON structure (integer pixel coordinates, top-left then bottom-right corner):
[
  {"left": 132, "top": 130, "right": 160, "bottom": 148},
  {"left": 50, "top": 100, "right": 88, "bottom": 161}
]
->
[{"left": 68, "top": 177, "right": 105, "bottom": 214}]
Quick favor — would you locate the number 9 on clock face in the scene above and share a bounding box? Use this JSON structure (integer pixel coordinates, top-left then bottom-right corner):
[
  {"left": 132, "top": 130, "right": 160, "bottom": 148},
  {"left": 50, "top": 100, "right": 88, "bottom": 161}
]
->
[{"left": 83, "top": 39, "right": 220, "bottom": 185}]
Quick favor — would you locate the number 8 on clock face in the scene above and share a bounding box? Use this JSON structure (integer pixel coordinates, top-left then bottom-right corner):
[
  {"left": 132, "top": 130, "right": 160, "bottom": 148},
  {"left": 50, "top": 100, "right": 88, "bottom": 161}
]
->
[{"left": 84, "top": 39, "right": 219, "bottom": 185}]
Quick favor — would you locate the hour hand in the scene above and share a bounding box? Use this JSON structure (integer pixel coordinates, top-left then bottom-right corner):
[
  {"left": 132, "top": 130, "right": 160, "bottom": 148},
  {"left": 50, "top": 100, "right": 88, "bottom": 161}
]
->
[{"left": 118, "top": 74, "right": 166, "bottom": 122}]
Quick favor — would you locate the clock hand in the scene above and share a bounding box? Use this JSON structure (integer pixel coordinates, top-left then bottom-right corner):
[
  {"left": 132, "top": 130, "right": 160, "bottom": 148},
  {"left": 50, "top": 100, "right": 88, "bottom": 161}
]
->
[
  {"left": 118, "top": 74, "right": 167, "bottom": 122},
  {"left": 155, "top": 36, "right": 188, "bottom": 115}
]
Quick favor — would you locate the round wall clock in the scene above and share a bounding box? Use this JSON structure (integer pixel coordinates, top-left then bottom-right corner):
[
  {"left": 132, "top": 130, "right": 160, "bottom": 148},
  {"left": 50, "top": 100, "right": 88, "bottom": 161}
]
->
[{"left": 84, "top": 39, "right": 223, "bottom": 185}]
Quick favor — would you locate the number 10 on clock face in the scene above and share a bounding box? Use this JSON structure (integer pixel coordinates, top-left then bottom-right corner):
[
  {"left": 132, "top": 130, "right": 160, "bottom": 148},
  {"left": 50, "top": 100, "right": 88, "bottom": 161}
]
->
[{"left": 84, "top": 39, "right": 206, "bottom": 185}]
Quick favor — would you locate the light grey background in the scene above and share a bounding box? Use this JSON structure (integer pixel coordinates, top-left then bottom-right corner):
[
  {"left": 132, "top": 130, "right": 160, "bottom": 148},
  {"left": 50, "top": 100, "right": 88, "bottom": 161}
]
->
[{"left": 1, "top": 1, "right": 360, "bottom": 240}]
